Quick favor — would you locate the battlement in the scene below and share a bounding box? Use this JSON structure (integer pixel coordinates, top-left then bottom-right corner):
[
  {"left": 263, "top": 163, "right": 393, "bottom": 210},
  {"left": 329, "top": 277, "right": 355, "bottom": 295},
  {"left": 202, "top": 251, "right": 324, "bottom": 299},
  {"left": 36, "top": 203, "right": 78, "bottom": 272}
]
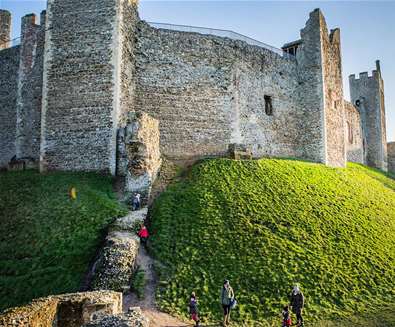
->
[{"left": 349, "top": 60, "right": 382, "bottom": 82}]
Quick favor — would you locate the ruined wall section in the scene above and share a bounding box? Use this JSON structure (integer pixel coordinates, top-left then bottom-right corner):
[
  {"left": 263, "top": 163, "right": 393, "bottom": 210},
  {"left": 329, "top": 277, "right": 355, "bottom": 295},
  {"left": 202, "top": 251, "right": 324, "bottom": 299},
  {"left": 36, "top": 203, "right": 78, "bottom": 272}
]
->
[
  {"left": 118, "top": 0, "right": 139, "bottom": 125},
  {"left": 135, "top": 23, "right": 305, "bottom": 160},
  {"left": 345, "top": 100, "right": 364, "bottom": 163},
  {"left": 388, "top": 142, "right": 395, "bottom": 173},
  {"left": 321, "top": 27, "right": 346, "bottom": 167},
  {"left": 0, "top": 46, "right": 20, "bottom": 168},
  {"left": 349, "top": 62, "right": 387, "bottom": 170},
  {"left": 15, "top": 12, "right": 46, "bottom": 161},
  {"left": 296, "top": 9, "right": 326, "bottom": 164}
]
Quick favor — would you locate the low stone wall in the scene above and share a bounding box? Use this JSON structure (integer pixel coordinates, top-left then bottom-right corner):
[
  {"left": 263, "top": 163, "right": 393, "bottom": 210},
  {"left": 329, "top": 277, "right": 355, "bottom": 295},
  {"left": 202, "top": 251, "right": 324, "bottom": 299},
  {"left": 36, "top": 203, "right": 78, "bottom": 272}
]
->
[
  {"left": 90, "top": 210, "right": 147, "bottom": 292},
  {"left": 388, "top": 142, "right": 395, "bottom": 173},
  {"left": 0, "top": 291, "right": 122, "bottom": 327},
  {"left": 83, "top": 307, "right": 148, "bottom": 327}
]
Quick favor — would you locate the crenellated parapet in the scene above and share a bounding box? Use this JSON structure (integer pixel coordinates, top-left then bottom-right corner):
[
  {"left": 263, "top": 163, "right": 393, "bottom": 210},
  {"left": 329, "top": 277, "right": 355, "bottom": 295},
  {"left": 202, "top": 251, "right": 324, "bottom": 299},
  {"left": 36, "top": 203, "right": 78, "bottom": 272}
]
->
[{"left": 349, "top": 60, "right": 387, "bottom": 170}]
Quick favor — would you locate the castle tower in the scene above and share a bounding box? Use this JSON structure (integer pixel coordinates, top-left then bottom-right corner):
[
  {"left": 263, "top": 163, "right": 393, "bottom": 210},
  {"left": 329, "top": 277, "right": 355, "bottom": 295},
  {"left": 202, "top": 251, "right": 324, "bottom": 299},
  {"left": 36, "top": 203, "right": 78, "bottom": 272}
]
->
[
  {"left": 15, "top": 14, "right": 41, "bottom": 160},
  {"left": 40, "top": 0, "right": 139, "bottom": 174},
  {"left": 295, "top": 8, "right": 346, "bottom": 167},
  {"left": 0, "top": 9, "right": 11, "bottom": 50},
  {"left": 349, "top": 61, "right": 387, "bottom": 170}
]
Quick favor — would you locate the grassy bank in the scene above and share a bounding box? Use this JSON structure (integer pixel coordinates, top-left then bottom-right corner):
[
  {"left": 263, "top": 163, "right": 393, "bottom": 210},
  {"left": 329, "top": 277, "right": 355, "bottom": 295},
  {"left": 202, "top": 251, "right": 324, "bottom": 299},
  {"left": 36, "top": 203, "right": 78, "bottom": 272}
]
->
[
  {"left": 149, "top": 159, "right": 395, "bottom": 325},
  {"left": 0, "top": 170, "right": 127, "bottom": 311}
]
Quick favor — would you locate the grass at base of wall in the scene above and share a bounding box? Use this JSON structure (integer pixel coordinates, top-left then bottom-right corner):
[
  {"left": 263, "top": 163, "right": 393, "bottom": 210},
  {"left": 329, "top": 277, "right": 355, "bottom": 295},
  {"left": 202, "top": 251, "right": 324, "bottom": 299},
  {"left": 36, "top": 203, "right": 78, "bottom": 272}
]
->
[
  {"left": 149, "top": 159, "right": 395, "bottom": 325},
  {"left": 0, "top": 170, "right": 127, "bottom": 312}
]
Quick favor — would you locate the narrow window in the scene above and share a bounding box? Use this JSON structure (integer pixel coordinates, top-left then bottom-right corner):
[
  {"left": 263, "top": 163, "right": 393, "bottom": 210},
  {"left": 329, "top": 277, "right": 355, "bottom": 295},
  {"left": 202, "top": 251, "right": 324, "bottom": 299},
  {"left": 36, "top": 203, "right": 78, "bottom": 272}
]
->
[
  {"left": 347, "top": 122, "right": 353, "bottom": 144},
  {"left": 264, "top": 95, "right": 273, "bottom": 116}
]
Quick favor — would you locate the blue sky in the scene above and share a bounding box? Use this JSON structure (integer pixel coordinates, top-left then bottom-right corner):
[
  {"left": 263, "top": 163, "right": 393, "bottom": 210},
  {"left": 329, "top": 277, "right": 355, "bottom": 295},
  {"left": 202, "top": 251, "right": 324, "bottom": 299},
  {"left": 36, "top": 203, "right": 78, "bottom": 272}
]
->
[{"left": 1, "top": 0, "right": 394, "bottom": 141}]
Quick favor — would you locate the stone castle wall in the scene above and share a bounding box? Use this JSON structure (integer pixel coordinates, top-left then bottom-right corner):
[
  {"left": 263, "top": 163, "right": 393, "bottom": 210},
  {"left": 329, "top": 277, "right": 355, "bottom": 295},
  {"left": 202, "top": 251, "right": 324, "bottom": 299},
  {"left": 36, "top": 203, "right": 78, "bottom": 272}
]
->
[
  {"left": 15, "top": 13, "right": 46, "bottom": 161},
  {"left": 321, "top": 26, "right": 346, "bottom": 167},
  {"left": 135, "top": 22, "right": 306, "bottom": 160},
  {"left": 0, "top": 4, "right": 391, "bottom": 172},
  {"left": 0, "top": 10, "right": 11, "bottom": 50},
  {"left": 0, "top": 46, "right": 20, "bottom": 167},
  {"left": 349, "top": 65, "right": 387, "bottom": 170},
  {"left": 345, "top": 100, "right": 364, "bottom": 163},
  {"left": 40, "top": 0, "right": 126, "bottom": 174},
  {"left": 388, "top": 142, "right": 395, "bottom": 173}
]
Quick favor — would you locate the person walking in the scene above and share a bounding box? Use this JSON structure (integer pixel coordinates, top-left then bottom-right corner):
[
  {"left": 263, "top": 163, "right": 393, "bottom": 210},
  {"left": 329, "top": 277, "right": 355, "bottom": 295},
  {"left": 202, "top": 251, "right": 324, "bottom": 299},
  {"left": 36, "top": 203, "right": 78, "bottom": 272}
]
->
[
  {"left": 290, "top": 285, "right": 305, "bottom": 327},
  {"left": 132, "top": 193, "right": 141, "bottom": 211},
  {"left": 220, "top": 279, "right": 234, "bottom": 326},
  {"left": 189, "top": 292, "right": 200, "bottom": 326},
  {"left": 137, "top": 224, "right": 149, "bottom": 245}
]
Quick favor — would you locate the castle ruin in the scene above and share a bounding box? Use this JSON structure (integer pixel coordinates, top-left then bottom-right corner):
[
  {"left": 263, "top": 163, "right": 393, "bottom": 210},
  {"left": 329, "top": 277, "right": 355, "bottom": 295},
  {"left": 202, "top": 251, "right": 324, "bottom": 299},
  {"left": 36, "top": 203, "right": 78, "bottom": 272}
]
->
[{"left": 0, "top": 1, "right": 393, "bottom": 188}]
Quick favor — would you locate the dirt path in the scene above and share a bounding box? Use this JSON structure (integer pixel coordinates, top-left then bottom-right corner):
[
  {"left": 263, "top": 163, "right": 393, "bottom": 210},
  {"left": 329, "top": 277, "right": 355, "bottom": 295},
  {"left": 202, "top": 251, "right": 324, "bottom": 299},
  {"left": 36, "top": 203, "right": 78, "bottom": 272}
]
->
[{"left": 122, "top": 243, "right": 190, "bottom": 327}]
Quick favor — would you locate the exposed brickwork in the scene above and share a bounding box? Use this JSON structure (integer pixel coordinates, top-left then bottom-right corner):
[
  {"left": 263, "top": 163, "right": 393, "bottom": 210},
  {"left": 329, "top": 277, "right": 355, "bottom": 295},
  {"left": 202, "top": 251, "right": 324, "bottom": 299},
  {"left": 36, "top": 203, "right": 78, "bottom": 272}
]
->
[{"left": 0, "top": 46, "right": 20, "bottom": 168}]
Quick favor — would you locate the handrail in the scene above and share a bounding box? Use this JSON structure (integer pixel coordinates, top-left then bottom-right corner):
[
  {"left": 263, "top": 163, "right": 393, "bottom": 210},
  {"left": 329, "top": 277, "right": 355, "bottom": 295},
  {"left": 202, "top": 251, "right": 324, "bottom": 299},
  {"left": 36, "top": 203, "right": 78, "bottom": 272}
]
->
[
  {"left": 147, "top": 21, "right": 295, "bottom": 59},
  {"left": 0, "top": 37, "right": 21, "bottom": 50}
]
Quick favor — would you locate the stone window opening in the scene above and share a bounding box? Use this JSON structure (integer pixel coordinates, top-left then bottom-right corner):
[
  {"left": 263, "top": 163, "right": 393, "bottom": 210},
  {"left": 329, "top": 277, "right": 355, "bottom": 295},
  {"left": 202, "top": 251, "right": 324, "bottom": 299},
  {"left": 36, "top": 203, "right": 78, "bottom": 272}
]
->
[{"left": 264, "top": 95, "right": 273, "bottom": 116}]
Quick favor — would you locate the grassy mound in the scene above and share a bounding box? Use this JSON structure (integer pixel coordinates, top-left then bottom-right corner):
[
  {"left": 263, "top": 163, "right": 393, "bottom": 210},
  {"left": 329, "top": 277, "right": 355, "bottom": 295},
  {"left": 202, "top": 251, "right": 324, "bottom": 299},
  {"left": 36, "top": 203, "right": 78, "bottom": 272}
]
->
[
  {"left": 0, "top": 170, "right": 127, "bottom": 311},
  {"left": 149, "top": 159, "right": 395, "bottom": 325}
]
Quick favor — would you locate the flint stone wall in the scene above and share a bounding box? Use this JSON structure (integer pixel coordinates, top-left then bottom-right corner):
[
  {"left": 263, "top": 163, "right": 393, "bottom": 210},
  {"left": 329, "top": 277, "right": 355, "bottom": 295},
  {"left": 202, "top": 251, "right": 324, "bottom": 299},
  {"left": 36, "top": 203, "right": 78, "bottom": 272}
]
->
[
  {"left": 41, "top": 0, "right": 119, "bottom": 173},
  {"left": 388, "top": 142, "right": 395, "bottom": 173},
  {"left": 345, "top": 100, "right": 364, "bottom": 163},
  {"left": 16, "top": 13, "right": 45, "bottom": 161},
  {"left": 349, "top": 70, "right": 387, "bottom": 170},
  {"left": 83, "top": 307, "right": 149, "bottom": 327},
  {"left": 0, "top": 291, "right": 122, "bottom": 327},
  {"left": 0, "top": 46, "right": 20, "bottom": 168},
  {"left": 118, "top": 112, "right": 161, "bottom": 202},
  {"left": 135, "top": 22, "right": 308, "bottom": 161}
]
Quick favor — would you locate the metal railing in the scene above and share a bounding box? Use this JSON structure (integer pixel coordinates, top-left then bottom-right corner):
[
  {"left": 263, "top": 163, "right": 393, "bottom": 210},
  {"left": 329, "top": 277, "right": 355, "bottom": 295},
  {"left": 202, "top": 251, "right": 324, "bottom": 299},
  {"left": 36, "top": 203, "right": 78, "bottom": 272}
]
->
[
  {"left": 0, "top": 37, "right": 21, "bottom": 51},
  {"left": 148, "top": 22, "right": 294, "bottom": 59}
]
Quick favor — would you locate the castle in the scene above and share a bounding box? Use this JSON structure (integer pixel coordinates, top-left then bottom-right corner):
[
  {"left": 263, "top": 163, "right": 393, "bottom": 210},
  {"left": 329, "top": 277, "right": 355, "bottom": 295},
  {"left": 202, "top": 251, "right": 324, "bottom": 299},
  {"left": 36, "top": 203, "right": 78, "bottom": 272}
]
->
[{"left": 1, "top": 1, "right": 394, "bottom": 189}]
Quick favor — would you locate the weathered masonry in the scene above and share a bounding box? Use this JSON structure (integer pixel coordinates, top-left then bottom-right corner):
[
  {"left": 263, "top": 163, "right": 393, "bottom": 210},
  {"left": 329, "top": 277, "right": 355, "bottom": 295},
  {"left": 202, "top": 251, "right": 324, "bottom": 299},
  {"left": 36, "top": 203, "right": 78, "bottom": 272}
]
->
[{"left": 0, "top": 2, "right": 392, "bottom": 178}]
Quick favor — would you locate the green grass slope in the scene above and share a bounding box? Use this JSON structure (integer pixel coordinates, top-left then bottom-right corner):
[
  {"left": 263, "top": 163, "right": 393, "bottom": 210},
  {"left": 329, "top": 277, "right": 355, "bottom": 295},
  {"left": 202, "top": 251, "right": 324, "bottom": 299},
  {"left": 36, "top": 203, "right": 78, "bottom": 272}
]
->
[
  {"left": 0, "top": 170, "right": 127, "bottom": 311},
  {"left": 149, "top": 159, "right": 395, "bottom": 325}
]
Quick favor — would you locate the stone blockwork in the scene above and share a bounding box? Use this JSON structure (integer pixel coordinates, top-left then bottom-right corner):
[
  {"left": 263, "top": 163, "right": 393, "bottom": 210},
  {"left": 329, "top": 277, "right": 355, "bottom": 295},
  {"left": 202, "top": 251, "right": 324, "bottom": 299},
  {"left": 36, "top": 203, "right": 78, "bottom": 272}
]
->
[
  {"left": 90, "top": 209, "right": 145, "bottom": 292},
  {"left": 0, "top": 291, "right": 122, "bottom": 327},
  {"left": 388, "top": 142, "right": 395, "bottom": 173},
  {"left": 135, "top": 22, "right": 307, "bottom": 161},
  {"left": 349, "top": 61, "right": 387, "bottom": 170},
  {"left": 83, "top": 307, "right": 149, "bottom": 327},
  {"left": 0, "top": 46, "right": 20, "bottom": 168},
  {"left": 321, "top": 27, "right": 346, "bottom": 167},
  {"left": 117, "top": 112, "right": 161, "bottom": 202},
  {"left": 0, "top": 4, "right": 391, "bottom": 173},
  {"left": 40, "top": 0, "right": 138, "bottom": 174},
  {"left": 15, "top": 12, "right": 46, "bottom": 161},
  {"left": 345, "top": 100, "right": 364, "bottom": 163}
]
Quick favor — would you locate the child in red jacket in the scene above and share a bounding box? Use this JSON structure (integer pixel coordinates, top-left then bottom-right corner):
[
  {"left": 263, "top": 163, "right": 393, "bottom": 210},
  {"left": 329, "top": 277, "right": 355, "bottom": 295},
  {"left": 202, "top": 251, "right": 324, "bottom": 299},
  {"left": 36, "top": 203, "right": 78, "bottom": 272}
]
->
[
  {"left": 282, "top": 305, "right": 292, "bottom": 327},
  {"left": 137, "top": 224, "right": 149, "bottom": 245}
]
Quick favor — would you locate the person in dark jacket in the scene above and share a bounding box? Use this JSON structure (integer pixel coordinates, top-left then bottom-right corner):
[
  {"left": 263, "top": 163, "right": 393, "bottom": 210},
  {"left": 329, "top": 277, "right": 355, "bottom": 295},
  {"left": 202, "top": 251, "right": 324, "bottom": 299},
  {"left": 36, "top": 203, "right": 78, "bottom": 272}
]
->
[
  {"left": 189, "top": 292, "right": 200, "bottom": 326},
  {"left": 220, "top": 279, "right": 234, "bottom": 326},
  {"left": 290, "top": 285, "right": 305, "bottom": 326}
]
